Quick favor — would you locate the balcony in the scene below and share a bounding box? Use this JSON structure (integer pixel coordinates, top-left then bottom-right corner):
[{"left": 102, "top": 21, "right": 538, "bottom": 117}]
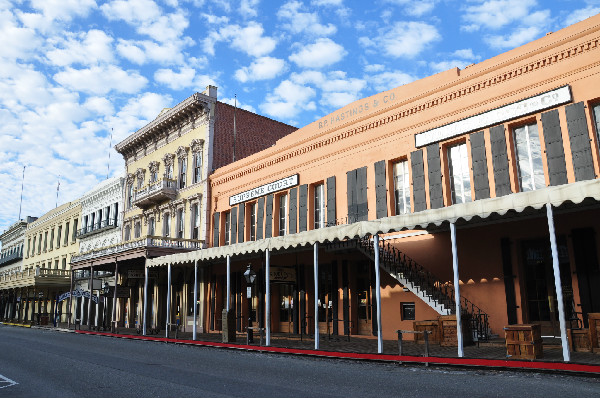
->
[
  {"left": 133, "top": 178, "right": 178, "bottom": 209},
  {"left": 77, "top": 217, "right": 118, "bottom": 239},
  {"left": 0, "top": 251, "right": 22, "bottom": 267},
  {"left": 0, "top": 267, "right": 70, "bottom": 289}
]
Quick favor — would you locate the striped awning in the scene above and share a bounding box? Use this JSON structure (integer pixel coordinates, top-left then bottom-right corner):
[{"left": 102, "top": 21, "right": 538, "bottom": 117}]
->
[{"left": 147, "top": 179, "right": 600, "bottom": 267}]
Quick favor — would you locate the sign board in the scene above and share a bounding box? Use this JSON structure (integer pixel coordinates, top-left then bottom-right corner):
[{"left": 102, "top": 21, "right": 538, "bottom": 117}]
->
[
  {"left": 246, "top": 286, "right": 252, "bottom": 299},
  {"left": 57, "top": 289, "right": 99, "bottom": 304},
  {"left": 270, "top": 267, "right": 297, "bottom": 283},
  {"left": 127, "top": 269, "right": 158, "bottom": 279},
  {"left": 229, "top": 174, "right": 299, "bottom": 206},
  {"left": 102, "top": 286, "right": 131, "bottom": 298},
  {"left": 414, "top": 85, "right": 572, "bottom": 147}
]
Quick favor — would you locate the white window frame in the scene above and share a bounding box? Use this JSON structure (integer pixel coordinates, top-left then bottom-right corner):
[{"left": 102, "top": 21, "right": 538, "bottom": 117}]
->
[
  {"left": 314, "top": 184, "right": 325, "bottom": 229},
  {"left": 448, "top": 142, "right": 472, "bottom": 204},
  {"left": 393, "top": 160, "right": 411, "bottom": 215},
  {"left": 278, "top": 194, "right": 287, "bottom": 237}
]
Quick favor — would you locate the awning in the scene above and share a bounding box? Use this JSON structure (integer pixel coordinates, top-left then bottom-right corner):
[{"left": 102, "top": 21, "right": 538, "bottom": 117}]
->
[{"left": 147, "top": 179, "right": 600, "bottom": 268}]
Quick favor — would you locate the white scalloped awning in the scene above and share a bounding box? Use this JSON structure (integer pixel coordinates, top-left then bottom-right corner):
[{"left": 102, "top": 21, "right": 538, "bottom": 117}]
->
[{"left": 147, "top": 179, "right": 600, "bottom": 268}]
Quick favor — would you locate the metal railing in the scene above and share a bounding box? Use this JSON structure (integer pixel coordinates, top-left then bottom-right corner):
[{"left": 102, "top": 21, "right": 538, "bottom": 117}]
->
[
  {"left": 0, "top": 251, "right": 23, "bottom": 267},
  {"left": 77, "top": 217, "right": 119, "bottom": 238},
  {"left": 355, "top": 236, "right": 491, "bottom": 342},
  {"left": 133, "top": 178, "right": 177, "bottom": 202},
  {"left": 0, "top": 267, "right": 69, "bottom": 283}
]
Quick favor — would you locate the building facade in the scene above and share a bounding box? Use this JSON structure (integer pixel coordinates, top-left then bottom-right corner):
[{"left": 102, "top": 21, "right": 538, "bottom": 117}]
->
[{"left": 147, "top": 14, "right": 600, "bottom": 358}]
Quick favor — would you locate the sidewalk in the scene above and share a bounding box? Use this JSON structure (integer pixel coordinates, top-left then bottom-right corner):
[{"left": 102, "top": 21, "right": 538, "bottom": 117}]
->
[{"left": 6, "top": 322, "right": 600, "bottom": 375}]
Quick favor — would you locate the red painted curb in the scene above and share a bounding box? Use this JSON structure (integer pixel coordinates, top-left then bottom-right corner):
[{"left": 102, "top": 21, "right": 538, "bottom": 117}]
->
[{"left": 74, "top": 330, "right": 600, "bottom": 375}]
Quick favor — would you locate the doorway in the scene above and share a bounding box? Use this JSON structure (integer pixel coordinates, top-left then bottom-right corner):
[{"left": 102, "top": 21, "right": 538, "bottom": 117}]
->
[
  {"left": 279, "top": 284, "right": 294, "bottom": 333},
  {"left": 356, "top": 263, "right": 372, "bottom": 335}
]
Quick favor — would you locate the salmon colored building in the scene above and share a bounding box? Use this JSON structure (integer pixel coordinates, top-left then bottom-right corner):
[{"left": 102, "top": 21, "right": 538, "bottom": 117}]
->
[{"left": 148, "top": 14, "right": 600, "bottom": 359}]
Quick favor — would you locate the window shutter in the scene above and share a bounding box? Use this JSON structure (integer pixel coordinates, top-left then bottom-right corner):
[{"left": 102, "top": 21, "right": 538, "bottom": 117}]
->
[
  {"left": 410, "top": 150, "right": 426, "bottom": 212},
  {"left": 541, "top": 109, "right": 568, "bottom": 186},
  {"left": 426, "top": 144, "right": 443, "bottom": 209},
  {"left": 230, "top": 207, "right": 237, "bottom": 244},
  {"left": 489, "top": 125, "right": 512, "bottom": 197},
  {"left": 356, "top": 166, "right": 368, "bottom": 221},
  {"left": 265, "top": 194, "right": 273, "bottom": 238},
  {"left": 326, "top": 176, "right": 336, "bottom": 226},
  {"left": 298, "top": 184, "right": 308, "bottom": 232},
  {"left": 213, "top": 212, "right": 220, "bottom": 247},
  {"left": 470, "top": 131, "right": 490, "bottom": 200},
  {"left": 289, "top": 187, "right": 298, "bottom": 234},
  {"left": 374, "top": 161, "right": 387, "bottom": 219},
  {"left": 238, "top": 203, "right": 245, "bottom": 243},
  {"left": 257, "top": 197, "right": 264, "bottom": 240},
  {"left": 346, "top": 169, "right": 357, "bottom": 223},
  {"left": 566, "top": 102, "right": 595, "bottom": 181}
]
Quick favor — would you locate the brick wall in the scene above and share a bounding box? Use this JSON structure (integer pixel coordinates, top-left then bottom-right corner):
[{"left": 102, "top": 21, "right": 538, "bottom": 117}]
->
[{"left": 213, "top": 102, "right": 298, "bottom": 170}]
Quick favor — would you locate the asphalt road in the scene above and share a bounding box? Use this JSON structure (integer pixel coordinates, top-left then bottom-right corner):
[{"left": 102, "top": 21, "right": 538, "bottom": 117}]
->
[{"left": 0, "top": 325, "right": 598, "bottom": 398}]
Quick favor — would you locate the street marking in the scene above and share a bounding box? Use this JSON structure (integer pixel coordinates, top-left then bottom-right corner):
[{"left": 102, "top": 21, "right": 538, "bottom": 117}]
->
[{"left": 0, "top": 374, "right": 18, "bottom": 389}]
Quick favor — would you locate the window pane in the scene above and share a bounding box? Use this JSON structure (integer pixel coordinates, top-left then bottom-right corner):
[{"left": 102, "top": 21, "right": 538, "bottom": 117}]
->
[
  {"left": 448, "top": 143, "right": 471, "bottom": 204},
  {"left": 393, "top": 161, "right": 411, "bottom": 215},
  {"left": 515, "top": 124, "right": 544, "bottom": 192},
  {"left": 314, "top": 184, "right": 324, "bottom": 229}
]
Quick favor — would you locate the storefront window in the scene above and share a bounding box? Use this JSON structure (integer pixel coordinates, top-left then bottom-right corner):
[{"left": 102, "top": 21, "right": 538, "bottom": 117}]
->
[
  {"left": 514, "top": 123, "right": 545, "bottom": 192},
  {"left": 393, "top": 160, "right": 410, "bottom": 214},
  {"left": 448, "top": 142, "right": 472, "bottom": 204}
]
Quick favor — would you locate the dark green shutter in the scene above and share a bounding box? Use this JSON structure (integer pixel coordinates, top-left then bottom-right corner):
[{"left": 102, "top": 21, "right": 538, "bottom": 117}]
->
[
  {"left": 257, "top": 197, "right": 264, "bottom": 240},
  {"left": 410, "top": 150, "right": 426, "bottom": 212},
  {"left": 427, "top": 144, "right": 443, "bottom": 209},
  {"left": 356, "top": 167, "right": 368, "bottom": 221},
  {"left": 566, "top": 102, "right": 596, "bottom": 181},
  {"left": 265, "top": 194, "right": 273, "bottom": 238},
  {"left": 230, "top": 207, "right": 237, "bottom": 244},
  {"left": 326, "top": 176, "right": 336, "bottom": 226},
  {"left": 470, "top": 131, "right": 490, "bottom": 200},
  {"left": 298, "top": 184, "right": 308, "bottom": 232},
  {"left": 289, "top": 187, "right": 298, "bottom": 234},
  {"left": 489, "top": 125, "right": 512, "bottom": 197},
  {"left": 346, "top": 169, "right": 357, "bottom": 223},
  {"left": 541, "top": 109, "right": 568, "bottom": 186},
  {"left": 213, "top": 212, "right": 220, "bottom": 247},
  {"left": 238, "top": 203, "right": 245, "bottom": 243},
  {"left": 374, "top": 161, "right": 387, "bottom": 219}
]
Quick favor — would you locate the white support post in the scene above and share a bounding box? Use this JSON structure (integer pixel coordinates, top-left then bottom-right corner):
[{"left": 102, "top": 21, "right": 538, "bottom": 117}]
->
[
  {"left": 265, "top": 249, "right": 271, "bottom": 346},
  {"left": 143, "top": 264, "right": 148, "bottom": 336},
  {"left": 193, "top": 260, "right": 198, "bottom": 341},
  {"left": 226, "top": 255, "right": 231, "bottom": 312},
  {"left": 373, "top": 235, "right": 383, "bottom": 354},
  {"left": 166, "top": 263, "right": 171, "bottom": 338},
  {"left": 88, "top": 265, "right": 93, "bottom": 329},
  {"left": 112, "top": 261, "right": 118, "bottom": 332},
  {"left": 450, "top": 222, "right": 464, "bottom": 358},
  {"left": 546, "top": 203, "right": 570, "bottom": 362},
  {"left": 314, "top": 242, "right": 319, "bottom": 350}
]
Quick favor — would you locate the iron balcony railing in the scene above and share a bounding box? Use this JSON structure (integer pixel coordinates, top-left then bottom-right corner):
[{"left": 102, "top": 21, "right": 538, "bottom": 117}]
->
[
  {"left": 133, "top": 178, "right": 178, "bottom": 208},
  {"left": 77, "top": 217, "right": 119, "bottom": 238},
  {"left": 0, "top": 267, "right": 70, "bottom": 283}
]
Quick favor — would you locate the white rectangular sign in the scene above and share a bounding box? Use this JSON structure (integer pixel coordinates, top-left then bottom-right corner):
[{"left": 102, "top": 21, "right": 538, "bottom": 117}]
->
[
  {"left": 229, "top": 174, "right": 299, "bottom": 206},
  {"left": 415, "top": 85, "right": 572, "bottom": 147}
]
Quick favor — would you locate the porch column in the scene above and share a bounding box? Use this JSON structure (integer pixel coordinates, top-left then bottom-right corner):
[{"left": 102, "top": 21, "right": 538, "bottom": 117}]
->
[
  {"left": 143, "top": 263, "right": 148, "bottom": 336},
  {"left": 112, "top": 260, "right": 118, "bottom": 332},
  {"left": 166, "top": 262, "right": 172, "bottom": 338},
  {"left": 373, "top": 234, "right": 383, "bottom": 354},
  {"left": 546, "top": 203, "right": 570, "bottom": 362},
  {"left": 68, "top": 269, "right": 74, "bottom": 328},
  {"left": 314, "top": 242, "right": 319, "bottom": 350},
  {"left": 450, "top": 222, "right": 464, "bottom": 358},
  {"left": 193, "top": 259, "right": 198, "bottom": 340},
  {"left": 199, "top": 267, "right": 205, "bottom": 333},
  {"left": 88, "top": 265, "right": 94, "bottom": 329},
  {"left": 226, "top": 255, "right": 231, "bottom": 311},
  {"left": 265, "top": 249, "right": 271, "bottom": 346}
]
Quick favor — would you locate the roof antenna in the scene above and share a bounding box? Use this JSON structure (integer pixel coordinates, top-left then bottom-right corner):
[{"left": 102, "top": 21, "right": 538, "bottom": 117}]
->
[
  {"left": 106, "top": 128, "right": 113, "bottom": 179},
  {"left": 18, "top": 165, "right": 25, "bottom": 220},
  {"left": 56, "top": 175, "right": 60, "bottom": 208},
  {"left": 233, "top": 95, "right": 237, "bottom": 162}
]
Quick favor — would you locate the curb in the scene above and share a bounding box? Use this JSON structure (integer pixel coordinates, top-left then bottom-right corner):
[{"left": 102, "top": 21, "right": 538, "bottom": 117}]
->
[{"left": 74, "top": 330, "right": 600, "bottom": 376}]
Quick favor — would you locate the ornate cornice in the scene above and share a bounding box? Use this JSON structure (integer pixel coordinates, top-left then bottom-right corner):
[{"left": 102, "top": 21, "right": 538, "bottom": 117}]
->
[
  {"left": 176, "top": 145, "right": 189, "bottom": 158},
  {"left": 162, "top": 153, "right": 175, "bottom": 167},
  {"left": 135, "top": 168, "right": 146, "bottom": 181},
  {"left": 126, "top": 173, "right": 135, "bottom": 186},
  {"left": 148, "top": 161, "right": 159, "bottom": 174},
  {"left": 211, "top": 34, "right": 600, "bottom": 189},
  {"left": 190, "top": 138, "right": 204, "bottom": 153}
]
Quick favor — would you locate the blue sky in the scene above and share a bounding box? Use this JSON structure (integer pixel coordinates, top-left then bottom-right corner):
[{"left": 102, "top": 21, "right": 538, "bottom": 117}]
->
[{"left": 1, "top": 0, "right": 599, "bottom": 234}]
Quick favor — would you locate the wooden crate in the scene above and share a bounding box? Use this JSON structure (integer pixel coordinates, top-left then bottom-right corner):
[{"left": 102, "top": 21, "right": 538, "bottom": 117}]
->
[
  {"left": 504, "top": 324, "right": 543, "bottom": 360},
  {"left": 589, "top": 313, "right": 600, "bottom": 353},
  {"left": 438, "top": 315, "right": 473, "bottom": 347},
  {"left": 567, "top": 329, "right": 591, "bottom": 352},
  {"left": 413, "top": 320, "right": 440, "bottom": 344}
]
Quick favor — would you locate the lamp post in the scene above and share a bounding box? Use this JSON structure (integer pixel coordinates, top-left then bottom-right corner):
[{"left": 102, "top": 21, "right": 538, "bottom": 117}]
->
[
  {"left": 102, "top": 282, "right": 109, "bottom": 331},
  {"left": 37, "top": 291, "right": 43, "bottom": 325},
  {"left": 243, "top": 264, "right": 256, "bottom": 343}
]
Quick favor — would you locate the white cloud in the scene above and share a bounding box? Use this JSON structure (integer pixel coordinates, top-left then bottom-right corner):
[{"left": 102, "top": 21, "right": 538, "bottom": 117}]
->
[
  {"left": 204, "top": 22, "right": 277, "bottom": 57},
  {"left": 369, "top": 71, "right": 415, "bottom": 92},
  {"left": 278, "top": 1, "right": 337, "bottom": 36},
  {"left": 116, "top": 39, "right": 189, "bottom": 65},
  {"left": 452, "top": 48, "right": 480, "bottom": 60},
  {"left": 53, "top": 65, "right": 148, "bottom": 95},
  {"left": 461, "top": 0, "right": 539, "bottom": 31},
  {"left": 289, "top": 38, "right": 347, "bottom": 68},
  {"left": 220, "top": 97, "right": 256, "bottom": 113},
  {"left": 483, "top": 10, "right": 549, "bottom": 48},
  {"left": 364, "top": 64, "right": 385, "bottom": 73},
  {"left": 201, "top": 13, "right": 229, "bottom": 24},
  {"left": 260, "top": 80, "right": 316, "bottom": 119},
  {"left": 84, "top": 96, "right": 115, "bottom": 116},
  {"left": 430, "top": 60, "right": 474, "bottom": 73},
  {"left": 290, "top": 70, "right": 366, "bottom": 109},
  {"left": 361, "top": 21, "right": 440, "bottom": 58},
  {"left": 240, "top": 0, "right": 259, "bottom": 18},
  {"left": 383, "top": 0, "right": 435, "bottom": 17},
  {"left": 235, "top": 57, "right": 286, "bottom": 83},
  {"left": 46, "top": 29, "right": 114, "bottom": 66},
  {"left": 154, "top": 67, "right": 196, "bottom": 90},
  {"left": 0, "top": 10, "right": 42, "bottom": 61},
  {"left": 311, "top": 0, "right": 343, "bottom": 5},
  {"left": 564, "top": 6, "right": 600, "bottom": 27},
  {"left": 20, "top": 0, "right": 97, "bottom": 32}
]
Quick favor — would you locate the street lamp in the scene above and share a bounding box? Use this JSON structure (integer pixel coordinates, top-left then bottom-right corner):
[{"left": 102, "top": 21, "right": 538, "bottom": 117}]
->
[
  {"left": 37, "top": 291, "right": 43, "bottom": 325},
  {"left": 102, "top": 282, "right": 109, "bottom": 331},
  {"left": 243, "top": 264, "right": 256, "bottom": 343}
]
